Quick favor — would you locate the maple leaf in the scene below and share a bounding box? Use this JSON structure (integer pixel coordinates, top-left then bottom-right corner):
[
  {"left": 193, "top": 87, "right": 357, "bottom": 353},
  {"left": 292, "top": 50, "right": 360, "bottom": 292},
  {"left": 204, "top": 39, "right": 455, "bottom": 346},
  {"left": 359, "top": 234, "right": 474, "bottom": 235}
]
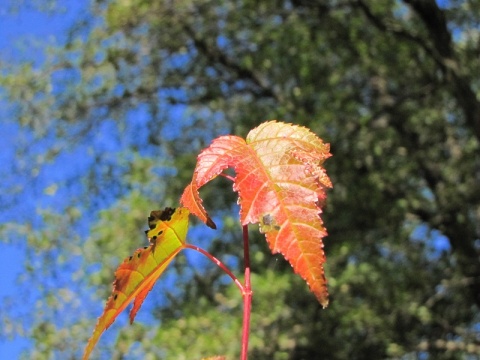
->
[
  {"left": 181, "top": 121, "right": 332, "bottom": 307},
  {"left": 83, "top": 207, "right": 190, "bottom": 360}
]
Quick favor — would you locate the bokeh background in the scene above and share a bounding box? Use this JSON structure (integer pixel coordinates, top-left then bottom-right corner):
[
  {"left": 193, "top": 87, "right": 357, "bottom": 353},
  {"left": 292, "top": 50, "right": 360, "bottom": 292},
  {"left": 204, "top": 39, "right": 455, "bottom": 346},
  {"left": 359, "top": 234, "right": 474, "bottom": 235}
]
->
[{"left": 0, "top": 0, "right": 479, "bottom": 359}]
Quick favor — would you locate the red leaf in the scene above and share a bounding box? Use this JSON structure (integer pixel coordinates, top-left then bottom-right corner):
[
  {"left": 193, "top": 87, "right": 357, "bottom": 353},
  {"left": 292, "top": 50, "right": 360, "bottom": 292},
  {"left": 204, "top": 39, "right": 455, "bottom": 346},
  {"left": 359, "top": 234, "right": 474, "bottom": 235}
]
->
[{"left": 181, "top": 121, "right": 332, "bottom": 307}]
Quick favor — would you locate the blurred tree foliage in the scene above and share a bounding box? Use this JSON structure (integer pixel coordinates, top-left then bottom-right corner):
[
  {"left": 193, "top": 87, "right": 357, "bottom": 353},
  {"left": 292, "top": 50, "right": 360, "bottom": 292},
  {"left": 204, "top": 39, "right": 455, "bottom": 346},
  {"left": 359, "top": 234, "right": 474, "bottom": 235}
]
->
[{"left": 1, "top": 0, "right": 479, "bottom": 359}]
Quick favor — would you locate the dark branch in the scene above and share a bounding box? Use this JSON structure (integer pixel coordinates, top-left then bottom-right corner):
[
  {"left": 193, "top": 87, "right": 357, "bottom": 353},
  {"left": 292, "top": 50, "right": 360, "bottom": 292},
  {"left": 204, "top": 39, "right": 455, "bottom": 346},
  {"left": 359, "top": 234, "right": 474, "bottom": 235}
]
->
[
  {"left": 402, "top": 0, "right": 480, "bottom": 142},
  {"left": 182, "top": 24, "right": 279, "bottom": 101}
]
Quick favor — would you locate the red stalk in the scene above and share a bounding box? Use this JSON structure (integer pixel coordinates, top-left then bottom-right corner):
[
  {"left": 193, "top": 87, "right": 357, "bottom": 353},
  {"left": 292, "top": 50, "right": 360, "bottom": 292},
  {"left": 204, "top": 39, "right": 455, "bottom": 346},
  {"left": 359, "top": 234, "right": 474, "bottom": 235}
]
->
[
  {"left": 186, "top": 224, "right": 252, "bottom": 360},
  {"left": 185, "top": 244, "right": 244, "bottom": 293},
  {"left": 240, "top": 225, "right": 252, "bottom": 360}
]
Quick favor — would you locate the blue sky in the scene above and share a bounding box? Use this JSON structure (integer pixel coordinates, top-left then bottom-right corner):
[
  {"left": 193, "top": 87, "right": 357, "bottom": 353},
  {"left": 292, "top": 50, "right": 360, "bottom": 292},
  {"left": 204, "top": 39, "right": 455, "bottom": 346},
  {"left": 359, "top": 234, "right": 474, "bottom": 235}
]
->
[{"left": 0, "top": 2, "right": 87, "bottom": 357}]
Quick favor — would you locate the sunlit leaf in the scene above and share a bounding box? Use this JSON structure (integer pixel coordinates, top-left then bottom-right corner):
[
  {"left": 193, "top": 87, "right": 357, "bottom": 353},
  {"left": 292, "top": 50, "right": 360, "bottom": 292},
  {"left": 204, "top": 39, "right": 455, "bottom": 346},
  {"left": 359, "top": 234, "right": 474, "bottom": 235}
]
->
[
  {"left": 83, "top": 207, "right": 190, "bottom": 360},
  {"left": 181, "top": 121, "right": 332, "bottom": 307}
]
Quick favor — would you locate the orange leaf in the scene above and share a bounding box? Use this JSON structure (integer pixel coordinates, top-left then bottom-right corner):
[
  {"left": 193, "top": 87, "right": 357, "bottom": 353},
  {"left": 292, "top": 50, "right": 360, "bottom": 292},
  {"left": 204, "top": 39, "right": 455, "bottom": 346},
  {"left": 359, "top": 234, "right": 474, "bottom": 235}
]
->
[
  {"left": 83, "top": 207, "right": 190, "bottom": 360},
  {"left": 181, "top": 121, "right": 332, "bottom": 307},
  {"left": 181, "top": 183, "right": 217, "bottom": 229}
]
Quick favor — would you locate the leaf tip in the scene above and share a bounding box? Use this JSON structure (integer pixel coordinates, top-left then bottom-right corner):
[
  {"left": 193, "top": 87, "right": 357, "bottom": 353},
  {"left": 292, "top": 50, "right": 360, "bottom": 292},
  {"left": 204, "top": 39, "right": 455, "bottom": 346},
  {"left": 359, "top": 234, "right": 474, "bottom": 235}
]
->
[
  {"left": 129, "top": 309, "right": 137, "bottom": 325},
  {"left": 180, "top": 182, "right": 217, "bottom": 229},
  {"left": 206, "top": 216, "right": 217, "bottom": 229}
]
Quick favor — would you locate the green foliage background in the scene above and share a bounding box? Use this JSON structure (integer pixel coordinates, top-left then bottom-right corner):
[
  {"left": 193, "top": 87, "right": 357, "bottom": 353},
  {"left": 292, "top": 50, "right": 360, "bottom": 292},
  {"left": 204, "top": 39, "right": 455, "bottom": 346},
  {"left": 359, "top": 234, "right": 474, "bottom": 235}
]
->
[{"left": 1, "top": 0, "right": 479, "bottom": 359}]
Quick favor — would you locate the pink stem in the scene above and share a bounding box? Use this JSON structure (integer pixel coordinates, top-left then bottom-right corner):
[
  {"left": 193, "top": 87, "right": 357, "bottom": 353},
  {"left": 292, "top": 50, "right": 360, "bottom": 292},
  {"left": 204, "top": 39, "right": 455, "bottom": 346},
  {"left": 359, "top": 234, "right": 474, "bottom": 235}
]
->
[
  {"left": 184, "top": 244, "right": 244, "bottom": 293},
  {"left": 241, "top": 225, "right": 252, "bottom": 360},
  {"left": 219, "top": 172, "right": 236, "bottom": 182}
]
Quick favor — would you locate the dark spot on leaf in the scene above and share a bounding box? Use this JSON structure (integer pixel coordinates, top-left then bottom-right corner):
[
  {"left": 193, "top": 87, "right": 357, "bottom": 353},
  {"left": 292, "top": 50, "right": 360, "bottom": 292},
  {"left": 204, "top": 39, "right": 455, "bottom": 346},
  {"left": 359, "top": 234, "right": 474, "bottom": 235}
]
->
[
  {"left": 148, "top": 207, "right": 176, "bottom": 229},
  {"left": 152, "top": 236, "right": 157, "bottom": 241},
  {"left": 129, "top": 256, "right": 133, "bottom": 261},
  {"left": 137, "top": 252, "right": 141, "bottom": 258},
  {"left": 159, "top": 207, "right": 175, "bottom": 222},
  {"left": 263, "top": 214, "right": 274, "bottom": 226},
  {"left": 259, "top": 214, "right": 280, "bottom": 233},
  {"left": 143, "top": 246, "right": 148, "bottom": 250},
  {"left": 147, "top": 215, "right": 157, "bottom": 230},
  {"left": 113, "top": 294, "right": 118, "bottom": 300}
]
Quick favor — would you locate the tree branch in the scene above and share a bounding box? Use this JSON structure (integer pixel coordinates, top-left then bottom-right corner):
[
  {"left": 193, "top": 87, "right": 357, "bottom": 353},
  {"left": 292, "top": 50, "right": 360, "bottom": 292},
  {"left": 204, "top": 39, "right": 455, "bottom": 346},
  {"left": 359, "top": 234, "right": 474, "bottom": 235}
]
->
[
  {"left": 380, "top": 97, "right": 480, "bottom": 309},
  {"left": 182, "top": 23, "right": 280, "bottom": 102},
  {"left": 355, "top": 0, "right": 444, "bottom": 68},
  {"left": 355, "top": 0, "right": 480, "bottom": 141},
  {"left": 402, "top": 0, "right": 480, "bottom": 142}
]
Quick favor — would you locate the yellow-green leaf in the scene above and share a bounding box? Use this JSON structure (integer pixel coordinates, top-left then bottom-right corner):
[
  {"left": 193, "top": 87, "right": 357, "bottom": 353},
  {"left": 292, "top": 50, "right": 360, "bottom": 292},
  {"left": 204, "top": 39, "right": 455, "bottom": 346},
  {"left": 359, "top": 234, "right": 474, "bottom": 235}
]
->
[{"left": 83, "top": 207, "right": 190, "bottom": 360}]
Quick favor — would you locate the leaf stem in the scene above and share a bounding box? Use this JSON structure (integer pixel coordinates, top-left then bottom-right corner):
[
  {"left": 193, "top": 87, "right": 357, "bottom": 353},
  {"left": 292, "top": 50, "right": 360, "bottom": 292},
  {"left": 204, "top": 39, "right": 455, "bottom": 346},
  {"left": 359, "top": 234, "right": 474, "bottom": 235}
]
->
[
  {"left": 184, "top": 224, "right": 252, "bottom": 360},
  {"left": 184, "top": 244, "right": 244, "bottom": 293},
  {"left": 219, "top": 172, "right": 236, "bottom": 182},
  {"left": 241, "top": 225, "right": 252, "bottom": 360}
]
